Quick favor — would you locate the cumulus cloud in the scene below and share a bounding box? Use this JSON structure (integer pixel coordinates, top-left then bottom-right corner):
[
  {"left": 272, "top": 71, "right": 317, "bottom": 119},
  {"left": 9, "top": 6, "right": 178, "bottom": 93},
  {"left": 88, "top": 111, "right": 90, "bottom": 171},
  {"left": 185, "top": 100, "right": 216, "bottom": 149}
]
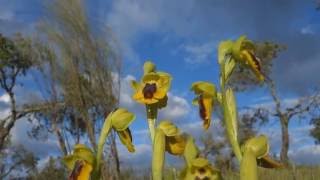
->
[
  {"left": 290, "top": 145, "right": 320, "bottom": 165},
  {"left": 0, "top": 93, "right": 10, "bottom": 104},
  {"left": 0, "top": 10, "right": 14, "bottom": 21},
  {"left": 10, "top": 119, "right": 60, "bottom": 158},
  {"left": 106, "top": 0, "right": 320, "bottom": 93},
  {"left": 159, "top": 93, "right": 190, "bottom": 121},
  {"left": 181, "top": 41, "right": 216, "bottom": 65}
]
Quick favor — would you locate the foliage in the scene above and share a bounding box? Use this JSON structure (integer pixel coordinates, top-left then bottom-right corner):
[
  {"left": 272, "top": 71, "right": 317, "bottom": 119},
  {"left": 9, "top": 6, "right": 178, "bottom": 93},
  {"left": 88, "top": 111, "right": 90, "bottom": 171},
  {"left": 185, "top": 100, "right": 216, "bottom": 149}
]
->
[
  {"left": 0, "top": 144, "right": 38, "bottom": 179},
  {"left": 0, "top": 33, "right": 37, "bottom": 150},
  {"left": 28, "top": 157, "right": 67, "bottom": 180},
  {"left": 310, "top": 116, "right": 320, "bottom": 144}
]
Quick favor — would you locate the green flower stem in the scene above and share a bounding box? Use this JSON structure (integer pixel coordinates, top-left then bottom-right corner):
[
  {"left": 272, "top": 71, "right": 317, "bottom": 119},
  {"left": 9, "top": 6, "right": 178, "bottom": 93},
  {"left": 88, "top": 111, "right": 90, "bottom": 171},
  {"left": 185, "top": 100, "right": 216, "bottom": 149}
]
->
[
  {"left": 146, "top": 105, "right": 158, "bottom": 143},
  {"left": 152, "top": 129, "right": 165, "bottom": 180},
  {"left": 220, "top": 56, "right": 242, "bottom": 162},
  {"left": 148, "top": 119, "right": 156, "bottom": 143},
  {"left": 240, "top": 151, "right": 258, "bottom": 180},
  {"left": 95, "top": 116, "right": 112, "bottom": 176}
]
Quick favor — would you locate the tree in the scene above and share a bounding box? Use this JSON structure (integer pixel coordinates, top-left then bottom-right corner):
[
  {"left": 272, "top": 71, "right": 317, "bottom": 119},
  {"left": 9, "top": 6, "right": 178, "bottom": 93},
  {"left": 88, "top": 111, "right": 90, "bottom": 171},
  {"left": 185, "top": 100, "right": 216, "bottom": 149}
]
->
[
  {"left": 27, "top": 157, "right": 67, "bottom": 180},
  {"left": 0, "top": 33, "right": 35, "bottom": 150},
  {"left": 29, "top": 0, "right": 121, "bottom": 178},
  {"left": 0, "top": 143, "right": 38, "bottom": 179}
]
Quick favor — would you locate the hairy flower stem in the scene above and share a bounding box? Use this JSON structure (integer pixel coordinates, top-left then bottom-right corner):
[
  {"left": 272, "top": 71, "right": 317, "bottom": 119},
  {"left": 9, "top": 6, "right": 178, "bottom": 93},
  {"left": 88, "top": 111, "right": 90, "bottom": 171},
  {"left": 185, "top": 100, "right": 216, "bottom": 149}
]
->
[
  {"left": 240, "top": 151, "right": 257, "bottom": 180},
  {"left": 95, "top": 117, "right": 112, "bottom": 178},
  {"left": 220, "top": 57, "right": 242, "bottom": 162},
  {"left": 146, "top": 105, "right": 158, "bottom": 143}
]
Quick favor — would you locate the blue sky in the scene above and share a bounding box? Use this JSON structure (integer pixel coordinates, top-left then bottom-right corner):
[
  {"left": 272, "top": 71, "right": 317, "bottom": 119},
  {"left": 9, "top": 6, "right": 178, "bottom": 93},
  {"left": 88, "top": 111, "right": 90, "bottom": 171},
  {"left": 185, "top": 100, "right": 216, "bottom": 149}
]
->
[{"left": 1, "top": 0, "right": 320, "bottom": 168}]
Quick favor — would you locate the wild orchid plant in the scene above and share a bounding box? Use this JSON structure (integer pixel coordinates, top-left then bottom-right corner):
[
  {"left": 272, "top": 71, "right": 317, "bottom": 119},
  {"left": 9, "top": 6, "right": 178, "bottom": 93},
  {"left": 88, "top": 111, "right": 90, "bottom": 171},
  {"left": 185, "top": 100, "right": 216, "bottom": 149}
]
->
[
  {"left": 62, "top": 108, "right": 136, "bottom": 180},
  {"left": 191, "top": 35, "right": 283, "bottom": 180},
  {"left": 131, "top": 62, "right": 220, "bottom": 180},
  {"left": 62, "top": 36, "right": 283, "bottom": 180}
]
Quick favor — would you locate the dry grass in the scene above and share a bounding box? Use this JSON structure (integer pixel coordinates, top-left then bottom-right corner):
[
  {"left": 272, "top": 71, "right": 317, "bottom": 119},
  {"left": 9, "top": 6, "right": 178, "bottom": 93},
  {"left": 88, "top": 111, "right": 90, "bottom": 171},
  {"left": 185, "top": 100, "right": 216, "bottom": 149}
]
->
[{"left": 120, "top": 166, "right": 320, "bottom": 180}]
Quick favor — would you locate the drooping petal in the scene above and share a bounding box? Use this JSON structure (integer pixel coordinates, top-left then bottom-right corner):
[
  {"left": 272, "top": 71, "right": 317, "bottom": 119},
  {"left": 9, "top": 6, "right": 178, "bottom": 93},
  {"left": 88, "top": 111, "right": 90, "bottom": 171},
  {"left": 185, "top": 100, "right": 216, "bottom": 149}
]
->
[
  {"left": 257, "top": 154, "right": 284, "bottom": 169},
  {"left": 239, "top": 50, "right": 264, "bottom": 81},
  {"left": 242, "top": 135, "right": 269, "bottom": 159},
  {"left": 198, "top": 94, "right": 213, "bottom": 130},
  {"left": 73, "top": 144, "right": 95, "bottom": 166},
  {"left": 165, "top": 134, "right": 186, "bottom": 155},
  {"left": 191, "top": 81, "right": 216, "bottom": 97},
  {"left": 117, "top": 128, "right": 135, "bottom": 152},
  {"left": 111, "top": 108, "right": 136, "bottom": 131},
  {"left": 158, "top": 120, "right": 181, "bottom": 137}
]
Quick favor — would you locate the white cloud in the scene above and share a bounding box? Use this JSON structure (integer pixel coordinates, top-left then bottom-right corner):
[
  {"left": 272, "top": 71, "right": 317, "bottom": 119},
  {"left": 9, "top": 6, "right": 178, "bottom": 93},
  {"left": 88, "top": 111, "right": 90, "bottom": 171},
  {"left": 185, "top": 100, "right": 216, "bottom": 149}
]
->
[
  {"left": 10, "top": 119, "right": 60, "bottom": 158},
  {"left": 290, "top": 145, "right": 320, "bottom": 165},
  {"left": 0, "top": 93, "right": 10, "bottom": 104},
  {"left": 181, "top": 41, "right": 216, "bottom": 64},
  {"left": 118, "top": 142, "right": 152, "bottom": 167},
  {"left": 105, "top": 0, "right": 205, "bottom": 65},
  {"left": 0, "top": 10, "right": 14, "bottom": 21},
  {"left": 301, "top": 25, "right": 315, "bottom": 35},
  {"left": 159, "top": 93, "right": 190, "bottom": 121}
]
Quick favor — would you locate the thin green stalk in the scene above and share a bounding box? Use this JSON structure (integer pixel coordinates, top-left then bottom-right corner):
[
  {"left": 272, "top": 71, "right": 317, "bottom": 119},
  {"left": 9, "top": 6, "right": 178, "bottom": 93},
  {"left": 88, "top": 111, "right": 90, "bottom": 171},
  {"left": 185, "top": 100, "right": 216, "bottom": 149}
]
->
[
  {"left": 146, "top": 105, "right": 158, "bottom": 143},
  {"left": 220, "top": 56, "right": 242, "bottom": 162},
  {"left": 240, "top": 151, "right": 257, "bottom": 180},
  {"left": 152, "top": 129, "right": 165, "bottom": 180},
  {"left": 95, "top": 117, "right": 112, "bottom": 177}
]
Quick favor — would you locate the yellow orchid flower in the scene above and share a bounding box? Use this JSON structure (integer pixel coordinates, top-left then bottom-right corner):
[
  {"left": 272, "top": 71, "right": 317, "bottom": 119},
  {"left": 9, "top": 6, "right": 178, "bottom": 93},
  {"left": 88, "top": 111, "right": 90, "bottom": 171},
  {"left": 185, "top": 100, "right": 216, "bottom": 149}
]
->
[
  {"left": 183, "top": 158, "right": 222, "bottom": 180},
  {"left": 153, "top": 120, "right": 200, "bottom": 180},
  {"left": 96, "top": 108, "right": 136, "bottom": 174},
  {"left": 218, "top": 35, "right": 265, "bottom": 82},
  {"left": 132, "top": 72, "right": 171, "bottom": 105},
  {"left": 190, "top": 81, "right": 217, "bottom": 130},
  {"left": 131, "top": 61, "right": 172, "bottom": 143},
  {"left": 240, "top": 135, "right": 283, "bottom": 180},
  {"left": 63, "top": 144, "right": 95, "bottom": 180}
]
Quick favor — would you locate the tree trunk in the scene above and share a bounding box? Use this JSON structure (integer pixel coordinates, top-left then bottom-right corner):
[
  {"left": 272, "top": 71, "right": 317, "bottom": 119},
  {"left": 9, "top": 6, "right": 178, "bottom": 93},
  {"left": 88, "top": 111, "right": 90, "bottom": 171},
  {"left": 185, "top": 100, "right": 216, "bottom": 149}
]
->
[
  {"left": 280, "top": 115, "right": 289, "bottom": 164},
  {"left": 0, "top": 92, "right": 17, "bottom": 150}
]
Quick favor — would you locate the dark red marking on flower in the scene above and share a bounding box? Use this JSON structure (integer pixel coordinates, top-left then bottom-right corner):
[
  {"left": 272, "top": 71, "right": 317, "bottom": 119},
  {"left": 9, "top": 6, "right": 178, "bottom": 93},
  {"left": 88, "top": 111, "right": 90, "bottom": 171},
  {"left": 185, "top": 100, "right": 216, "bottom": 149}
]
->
[
  {"left": 127, "top": 128, "right": 133, "bottom": 142},
  {"left": 248, "top": 51, "right": 262, "bottom": 72},
  {"left": 198, "top": 95, "right": 207, "bottom": 121},
  {"left": 143, "top": 83, "right": 157, "bottom": 99},
  {"left": 69, "top": 160, "right": 84, "bottom": 180},
  {"left": 195, "top": 176, "right": 210, "bottom": 180},
  {"left": 198, "top": 168, "right": 207, "bottom": 174}
]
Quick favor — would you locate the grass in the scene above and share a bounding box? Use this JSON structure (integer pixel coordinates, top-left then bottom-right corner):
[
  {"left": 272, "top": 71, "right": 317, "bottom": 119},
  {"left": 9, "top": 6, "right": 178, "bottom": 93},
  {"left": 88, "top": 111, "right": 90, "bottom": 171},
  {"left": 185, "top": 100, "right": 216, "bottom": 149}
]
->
[
  {"left": 225, "top": 166, "right": 320, "bottom": 180},
  {"left": 120, "top": 166, "right": 320, "bottom": 180}
]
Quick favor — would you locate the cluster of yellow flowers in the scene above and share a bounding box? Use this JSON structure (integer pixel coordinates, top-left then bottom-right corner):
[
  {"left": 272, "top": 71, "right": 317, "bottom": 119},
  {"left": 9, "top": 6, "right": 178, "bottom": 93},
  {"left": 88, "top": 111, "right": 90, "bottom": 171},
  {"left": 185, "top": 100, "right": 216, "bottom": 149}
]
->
[{"left": 63, "top": 36, "right": 283, "bottom": 180}]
